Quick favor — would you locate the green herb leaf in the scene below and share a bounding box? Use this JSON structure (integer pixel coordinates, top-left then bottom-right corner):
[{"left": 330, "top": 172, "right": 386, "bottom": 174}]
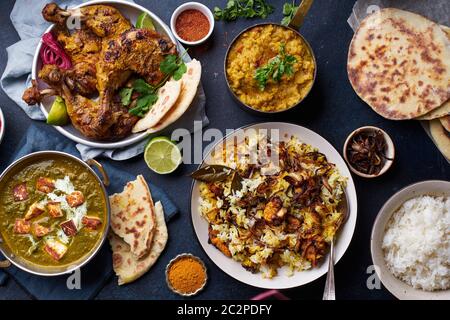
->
[
  {"left": 173, "top": 62, "right": 187, "bottom": 81},
  {"left": 129, "top": 93, "right": 158, "bottom": 117},
  {"left": 282, "top": 2, "right": 292, "bottom": 15},
  {"left": 119, "top": 87, "right": 133, "bottom": 106},
  {"left": 133, "top": 79, "right": 155, "bottom": 95},
  {"left": 160, "top": 55, "right": 179, "bottom": 75},
  {"left": 281, "top": 2, "right": 298, "bottom": 26},
  {"left": 160, "top": 53, "right": 188, "bottom": 81},
  {"left": 190, "top": 165, "right": 235, "bottom": 182},
  {"left": 214, "top": 0, "right": 274, "bottom": 21},
  {"left": 281, "top": 16, "right": 291, "bottom": 26},
  {"left": 254, "top": 43, "right": 297, "bottom": 90}
]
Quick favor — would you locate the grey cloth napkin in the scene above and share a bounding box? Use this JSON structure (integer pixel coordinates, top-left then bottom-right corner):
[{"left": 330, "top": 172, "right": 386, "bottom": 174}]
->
[{"left": 0, "top": 0, "right": 209, "bottom": 161}]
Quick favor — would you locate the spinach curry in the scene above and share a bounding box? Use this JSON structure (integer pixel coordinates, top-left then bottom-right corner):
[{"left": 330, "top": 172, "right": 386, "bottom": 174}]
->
[{"left": 0, "top": 156, "right": 107, "bottom": 267}]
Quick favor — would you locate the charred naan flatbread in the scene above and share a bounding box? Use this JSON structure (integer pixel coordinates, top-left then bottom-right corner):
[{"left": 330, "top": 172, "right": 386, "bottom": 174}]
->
[
  {"left": 416, "top": 101, "right": 450, "bottom": 120},
  {"left": 439, "top": 115, "right": 450, "bottom": 132},
  {"left": 109, "top": 175, "right": 156, "bottom": 259},
  {"left": 109, "top": 202, "right": 168, "bottom": 285},
  {"left": 430, "top": 119, "right": 450, "bottom": 160},
  {"left": 348, "top": 8, "right": 450, "bottom": 120},
  {"left": 416, "top": 26, "right": 450, "bottom": 121}
]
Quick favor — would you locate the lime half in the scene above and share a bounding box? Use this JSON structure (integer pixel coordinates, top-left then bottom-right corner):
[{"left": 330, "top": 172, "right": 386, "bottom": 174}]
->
[
  {"left": 136, "top": 12, "right": 156, "bottom": 30},
  {"left": 144, "top": 137, "right": 182, "bottom": 174},
  {"left": 47, "top": 96, "right": 69, "bottom": 126}
]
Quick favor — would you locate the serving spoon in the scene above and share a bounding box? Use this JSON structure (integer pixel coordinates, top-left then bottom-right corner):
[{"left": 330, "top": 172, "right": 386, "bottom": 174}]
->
[{"left": 322, "top": 193, "right": 349, "bottom": 300}]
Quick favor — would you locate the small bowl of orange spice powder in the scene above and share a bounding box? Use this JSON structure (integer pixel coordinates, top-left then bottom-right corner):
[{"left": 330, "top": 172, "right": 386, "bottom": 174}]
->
[
  {"left": 166, "top": 253, "right": 208, "bottom": 296},
  {"left": 170, "top": 2, "right": 214, "bottom": 45}
]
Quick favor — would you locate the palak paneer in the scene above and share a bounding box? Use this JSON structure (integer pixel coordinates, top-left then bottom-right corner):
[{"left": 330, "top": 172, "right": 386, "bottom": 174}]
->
[{"left": 0, "top": 156, "right": 107, "bottom": 267}]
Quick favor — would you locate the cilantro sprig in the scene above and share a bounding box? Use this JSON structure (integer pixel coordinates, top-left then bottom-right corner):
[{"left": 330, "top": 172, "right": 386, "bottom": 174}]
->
[
  {"left": 214, "top": 0, "right": 274, "bottom": 21},
  {"left": 160, "top": 50, "right": 188, "bottom": 81},
  {"left": 119, "top": 51, "right": 189, "bottom": 117},
  {"left": 254, "top": 43, "right": 296, "bottom": 90},
  {"left": 119, "top": 79, "right": 158, "bottom": 117},
  {"left": 281, "top": 1, "right": 298, "bottom": 26}
]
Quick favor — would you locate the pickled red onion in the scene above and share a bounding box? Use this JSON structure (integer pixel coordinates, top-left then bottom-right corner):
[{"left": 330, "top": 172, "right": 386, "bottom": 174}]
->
[{"left": 39, "top": 32, "right": 72, "bottom": 69}]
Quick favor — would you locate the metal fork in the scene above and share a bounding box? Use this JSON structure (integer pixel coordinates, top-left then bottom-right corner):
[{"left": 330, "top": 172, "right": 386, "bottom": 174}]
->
[{"left": 323, "top": 194, "right": 349, "bottom": 300}]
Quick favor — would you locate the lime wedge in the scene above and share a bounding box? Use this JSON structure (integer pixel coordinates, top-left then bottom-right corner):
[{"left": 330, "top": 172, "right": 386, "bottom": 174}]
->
[
  {"left": 136, "top": 12, "right": 156, "bottom": 30},
  {"left": 144, "top": 137, "right": 182, "bottom": 174},
  {"left": 47, "top": 96, "right": 69, "bottom": 126}
]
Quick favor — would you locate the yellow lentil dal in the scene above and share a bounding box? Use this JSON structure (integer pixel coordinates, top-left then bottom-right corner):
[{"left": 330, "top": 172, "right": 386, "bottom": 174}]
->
[{"left": 226, "top": 24, "right": 315, "bottom": 112}]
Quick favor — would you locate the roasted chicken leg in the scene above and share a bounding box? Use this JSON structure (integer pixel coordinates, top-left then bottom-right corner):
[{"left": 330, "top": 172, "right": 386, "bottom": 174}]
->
[
  {"left": 32, "top": 64, "right": 138, "bottom": 140},
  {"left": 42, "top": 3, "right": 131, "bottom": 39}
]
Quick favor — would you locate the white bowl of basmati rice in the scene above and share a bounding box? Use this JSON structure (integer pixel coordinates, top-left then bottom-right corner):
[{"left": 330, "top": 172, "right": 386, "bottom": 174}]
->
[{"left": 371, "top": 180, "right": 450, "bottom": 300}]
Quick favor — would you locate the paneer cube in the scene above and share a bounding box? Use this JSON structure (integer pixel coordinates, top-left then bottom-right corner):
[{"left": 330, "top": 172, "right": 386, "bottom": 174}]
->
[
  {"left": 60, "top": 219, "right": 77, "bottom": 236},
  {"left": 66, "top": 191, "right": 85, "bottom": 207},
  {"left": 47, "top": 202, "right": 63, "bottom": 218},
  {"left": 44, "top": 239, "right": 68, "bottom": 261},
  {"left": 13, "top": 218, "right": 31, "bottom": 234},
  {"left": 32, "top": 223, "right": 50, "bottom": 238},
  {"left": 13, "top": 183, "right": 29, "bottom": 201},
  {"left": 81, "top": 216, "right": 102, "bottom": 230},
  {"left": 24, "top": 202, "right": 45, "bottom": 220},
  {"left": 36, "top": 177, "right": 55, "bottom": 193}
]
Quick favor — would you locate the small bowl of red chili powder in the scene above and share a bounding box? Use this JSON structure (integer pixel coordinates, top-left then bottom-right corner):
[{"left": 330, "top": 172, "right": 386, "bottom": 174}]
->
[{"left": 170, "top": 2, "right": 214, "bottom": 46}]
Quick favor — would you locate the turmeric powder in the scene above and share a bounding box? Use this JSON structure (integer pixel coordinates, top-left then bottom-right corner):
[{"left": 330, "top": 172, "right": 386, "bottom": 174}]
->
[{"left": 167, "top": 256, "right": 207, "bottom": 294}]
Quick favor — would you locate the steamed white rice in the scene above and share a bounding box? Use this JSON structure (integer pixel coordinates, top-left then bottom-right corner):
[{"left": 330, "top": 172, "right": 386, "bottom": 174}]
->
[{"left": 382, "top": 195, "right": 450, "bottom": 291}]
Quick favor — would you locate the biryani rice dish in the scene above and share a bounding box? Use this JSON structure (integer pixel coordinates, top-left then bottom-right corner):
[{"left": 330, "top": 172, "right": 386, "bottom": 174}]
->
[
  {"left": 198, "top": 133, "right": 347, "bottom": 278},
  {"left": 382, "top": 195, "right": 450, "bottom": 291},
  {"left": 226, "top": 24, "right": 315, "bottom": 112}
]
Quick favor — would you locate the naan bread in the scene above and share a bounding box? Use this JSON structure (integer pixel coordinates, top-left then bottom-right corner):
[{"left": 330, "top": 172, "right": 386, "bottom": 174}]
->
[
  {"left": 348, "top": 8, "right": 450, "bottom": 120},
  {"left": 430, "top": 119, "right": 450, "bottom": 160},
  {"left": 132, "top": 79, "right": 182, "bottom": 133},
  {"left": 148, "top": 59, "right": 202, "bottom": 133},
  {"left": 109, "top": 202, "right": 168, "bottom": 285},
  {"left": 416, "top": 101, "right": 450, "bottom": 120},
  {"left": 439, "top": 115, "right": 450, "bottom": 132},
  {"left": 109, "top": 175, "right": 156, "bottom": 259},
  {"left": 416, "top": 26, "right": 450, "bottom": 120}
]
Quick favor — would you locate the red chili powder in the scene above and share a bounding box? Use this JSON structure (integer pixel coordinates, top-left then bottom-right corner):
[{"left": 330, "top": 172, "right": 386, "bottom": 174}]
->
[{"left": 175, "top": 9, "right": 210, "bottom": 42}]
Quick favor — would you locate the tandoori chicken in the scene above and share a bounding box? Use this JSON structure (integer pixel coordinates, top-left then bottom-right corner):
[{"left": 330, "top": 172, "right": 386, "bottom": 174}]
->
[{"left": 22, "top": 3, "right": 177, "bottom": 141}]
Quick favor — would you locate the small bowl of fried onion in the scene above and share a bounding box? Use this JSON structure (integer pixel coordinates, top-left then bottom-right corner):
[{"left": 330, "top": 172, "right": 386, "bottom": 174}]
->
[{"left": 343, "top": 126, "right": 395, "bottom": 178}]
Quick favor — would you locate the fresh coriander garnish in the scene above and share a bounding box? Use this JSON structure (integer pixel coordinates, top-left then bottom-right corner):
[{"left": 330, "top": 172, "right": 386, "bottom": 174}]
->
[
  {"left": 120, "top": 51, "right": 188, "bottom": 117},
  {"left": 160, "top": 50, "right": 188, "bottom": 81},
  {"left": 129, "top": 93, "right": 158, "bottom": 117},
  {"left": 132, "top": 79, "right": 156, "bottom": 94},
  {"left": 128, "top": 79, "right": 159, "bottom": 117},
  {"left": 214, "top": 0, "right": 274, "bottom": 21},
  {"left": 254, "top": 43, "right": 296, "bottom": 90},
  {"left": 119, "top": 87, "right": 133, "bottom": 106},
  {"left": 281, "top": 1, "right": 298, "bottom": 26}
]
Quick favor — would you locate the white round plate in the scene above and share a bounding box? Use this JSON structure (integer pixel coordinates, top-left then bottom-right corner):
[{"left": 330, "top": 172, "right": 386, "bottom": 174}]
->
[
  {"left": 32, "top": 0, "right": 177, "bottom": 148},
  {"left": 0, "top": 106, "right": 5, "bottom": 144},
  {"left": 371, "top": 180, "right": 450, "bottom": 300},
  {"left": 191, "top": 122, "right": 358, "bottom": 289}
]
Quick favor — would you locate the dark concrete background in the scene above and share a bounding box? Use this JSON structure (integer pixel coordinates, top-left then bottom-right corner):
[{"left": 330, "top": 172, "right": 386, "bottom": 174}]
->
[{"left": 0, "top": 0, "right": 448, "bottom": 300}]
